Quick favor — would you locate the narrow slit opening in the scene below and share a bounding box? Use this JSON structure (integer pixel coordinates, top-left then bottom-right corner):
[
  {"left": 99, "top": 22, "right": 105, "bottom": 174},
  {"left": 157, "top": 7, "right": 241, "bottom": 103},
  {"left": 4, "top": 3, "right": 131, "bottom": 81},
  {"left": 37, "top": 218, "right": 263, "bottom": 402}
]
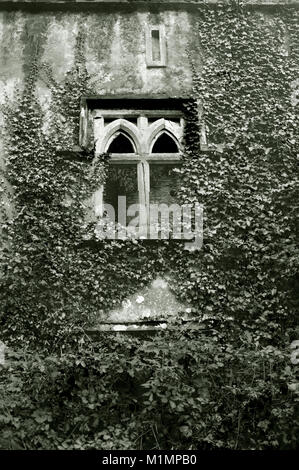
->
[{"left": 151, "top": 30, "right": 161, "bottom": 62}]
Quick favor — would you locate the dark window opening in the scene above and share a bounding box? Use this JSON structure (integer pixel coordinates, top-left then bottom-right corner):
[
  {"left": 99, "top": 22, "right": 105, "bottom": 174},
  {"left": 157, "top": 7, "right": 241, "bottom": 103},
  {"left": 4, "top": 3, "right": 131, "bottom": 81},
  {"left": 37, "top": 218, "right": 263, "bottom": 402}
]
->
[
  {"left": 150, "top": 164, "right": 180, "bottom": 205},
  {"left": 104, "top": 164, "right": 138, "bottom": 224},
  {"left": 108, "top": 132, "right": 135, "bottom": 153},
  {"left": 148, "top": 117, "right": 162, "bottom": 125},
  {"left": 150, "top": 164, "right": 181, "bottom": 238},
  {"left": 151, "top": 30, "right": 161, "bottom": 62},
  {"left": 169, "top": 118, "right": 181, "bottom": 125},
  {"left": 125, "top": 117, "right": 138, "bottom": 126},
  {"left": 104, "top": 118, "right": 116, "bottom": 126},
  {"left": 152, "top": 133, "right": 179, "bottom": 153}
]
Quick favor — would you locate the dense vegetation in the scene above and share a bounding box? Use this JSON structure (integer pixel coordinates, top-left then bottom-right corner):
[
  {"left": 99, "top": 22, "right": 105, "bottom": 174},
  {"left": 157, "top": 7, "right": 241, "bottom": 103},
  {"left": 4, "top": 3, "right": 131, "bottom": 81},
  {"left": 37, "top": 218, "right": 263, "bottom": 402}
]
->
[{"left": 0, "top": 3, "right": 298, "bottom": 449}]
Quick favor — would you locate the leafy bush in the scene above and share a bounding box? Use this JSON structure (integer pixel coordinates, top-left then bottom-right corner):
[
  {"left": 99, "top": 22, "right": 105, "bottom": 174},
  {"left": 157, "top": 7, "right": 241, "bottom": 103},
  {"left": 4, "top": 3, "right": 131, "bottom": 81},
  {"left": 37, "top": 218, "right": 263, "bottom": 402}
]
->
[{"left": 0, "top": 329, "right": 298, "bottom": 450}]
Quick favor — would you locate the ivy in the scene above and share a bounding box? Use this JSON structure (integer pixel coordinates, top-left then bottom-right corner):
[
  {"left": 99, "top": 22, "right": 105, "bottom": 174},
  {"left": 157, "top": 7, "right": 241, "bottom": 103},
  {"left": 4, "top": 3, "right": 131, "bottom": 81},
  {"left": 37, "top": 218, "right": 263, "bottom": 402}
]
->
[
  {"left": 176, "top": 2, "right": 299, "bottom": 343},
  {"left": 0, "top": 331, "right": 298, "bottom": 450}
]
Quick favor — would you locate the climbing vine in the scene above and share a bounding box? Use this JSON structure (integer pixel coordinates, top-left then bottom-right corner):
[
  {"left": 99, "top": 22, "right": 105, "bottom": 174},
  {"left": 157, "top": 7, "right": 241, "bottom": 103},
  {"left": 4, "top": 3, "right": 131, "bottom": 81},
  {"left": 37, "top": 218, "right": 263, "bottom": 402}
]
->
[{"left": 173, "top": 2, "right": 299, "bottom": 344}]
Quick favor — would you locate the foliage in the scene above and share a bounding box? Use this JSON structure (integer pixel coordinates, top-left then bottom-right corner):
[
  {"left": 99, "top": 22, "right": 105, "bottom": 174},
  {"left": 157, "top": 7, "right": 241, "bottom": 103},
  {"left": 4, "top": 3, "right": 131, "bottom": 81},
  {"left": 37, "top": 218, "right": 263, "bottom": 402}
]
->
[
  {"left": 0, "top": 56, "right": 106, "bottom": 347},
  {"left": 0, "top": 3, "right": 298, "bottom": 450},
  {"left": 0, "top": 330, "right": 298, "bottom": 450},
  {"left": 175, "top": 3, "right": 299, "bottom": 345}
]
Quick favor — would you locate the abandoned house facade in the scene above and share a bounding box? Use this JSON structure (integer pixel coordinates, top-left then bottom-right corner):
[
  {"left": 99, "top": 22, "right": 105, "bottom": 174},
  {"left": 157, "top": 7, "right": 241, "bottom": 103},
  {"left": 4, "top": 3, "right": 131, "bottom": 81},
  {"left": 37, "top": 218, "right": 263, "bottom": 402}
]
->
[{"left": 0, "top": 0, "right": 297, "bottom": 331}]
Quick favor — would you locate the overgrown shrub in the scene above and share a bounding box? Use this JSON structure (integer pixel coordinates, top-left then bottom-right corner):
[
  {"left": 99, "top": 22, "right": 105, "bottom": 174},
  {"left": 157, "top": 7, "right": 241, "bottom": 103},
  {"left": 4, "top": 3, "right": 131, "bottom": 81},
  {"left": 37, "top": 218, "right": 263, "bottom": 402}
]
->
[{"left": 0, "top": 329, "right": 298, "bottom": 450}]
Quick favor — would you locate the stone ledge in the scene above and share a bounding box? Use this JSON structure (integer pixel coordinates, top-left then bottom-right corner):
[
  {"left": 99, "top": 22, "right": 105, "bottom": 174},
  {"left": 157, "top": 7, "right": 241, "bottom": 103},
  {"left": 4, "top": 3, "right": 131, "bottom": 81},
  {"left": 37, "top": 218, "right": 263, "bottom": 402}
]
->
[{"left": 85, "top": 319, "right": 206, "bottom": 337}]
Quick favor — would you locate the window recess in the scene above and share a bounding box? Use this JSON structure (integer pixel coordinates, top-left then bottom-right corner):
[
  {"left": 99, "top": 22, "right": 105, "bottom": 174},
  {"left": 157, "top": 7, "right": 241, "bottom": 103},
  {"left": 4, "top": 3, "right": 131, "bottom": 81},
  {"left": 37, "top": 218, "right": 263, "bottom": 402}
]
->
[
  {"left": 92, "top": 108, "right": 184, "bottom": 240},
  {"left": 146, "top": 25, "right": 166, "bottom": 68}
]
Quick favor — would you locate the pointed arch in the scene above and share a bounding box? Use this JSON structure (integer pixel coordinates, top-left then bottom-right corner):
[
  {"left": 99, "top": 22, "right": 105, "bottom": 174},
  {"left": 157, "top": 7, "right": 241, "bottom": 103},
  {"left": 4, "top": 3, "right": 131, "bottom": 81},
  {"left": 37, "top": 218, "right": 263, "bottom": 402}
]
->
[
  {"left": 101, "top": 119, "right": 141, "bottom": 153},
  {"left": 147, "top": 118, "right": 182, "bottom": 153},
  {"left": 152, "top": 132, "right": 179, "bottom": 153},
  {"left": 107, "top": 131, "right": 135, "bottom": 153}
]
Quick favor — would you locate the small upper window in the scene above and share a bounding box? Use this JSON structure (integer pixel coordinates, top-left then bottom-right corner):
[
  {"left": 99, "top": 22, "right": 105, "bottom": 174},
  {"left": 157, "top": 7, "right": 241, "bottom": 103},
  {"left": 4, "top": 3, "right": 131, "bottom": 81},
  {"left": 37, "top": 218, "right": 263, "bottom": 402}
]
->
[
  {"left": 151, "top": 30, "right": 161, "bottom": 62},
  {"left": 146, "top": 25, "right": 166, "bottom": 67}
]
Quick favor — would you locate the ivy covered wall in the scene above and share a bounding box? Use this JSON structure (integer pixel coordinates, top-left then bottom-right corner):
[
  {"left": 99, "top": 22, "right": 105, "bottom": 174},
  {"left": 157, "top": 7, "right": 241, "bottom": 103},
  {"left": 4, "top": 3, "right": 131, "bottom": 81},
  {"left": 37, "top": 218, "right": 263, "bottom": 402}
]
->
[
  {"left": 0, "top": 0, "right": 297, "bottom": 334},
  {"left": 0, "top": 0, "right": 296, "bottom": 230},
  {"left": 0, "top": 2, "right": 196, "bottom": 229},
  {"left": 0, "top": 0, "right": 298, "bottom": 451}
]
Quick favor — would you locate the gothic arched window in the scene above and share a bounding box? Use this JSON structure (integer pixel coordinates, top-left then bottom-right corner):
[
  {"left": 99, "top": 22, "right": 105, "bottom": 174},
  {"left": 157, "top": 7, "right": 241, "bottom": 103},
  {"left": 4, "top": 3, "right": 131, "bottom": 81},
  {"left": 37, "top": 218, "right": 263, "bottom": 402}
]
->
[
  {"left": 151, "top": 132, "right": 179, "bottom": 153},
  {"left": 92, "top": 110, "right": 184, "bottom": 239},
  {"left": 107, "top": 132, "right": 135, "bottom": 153}
]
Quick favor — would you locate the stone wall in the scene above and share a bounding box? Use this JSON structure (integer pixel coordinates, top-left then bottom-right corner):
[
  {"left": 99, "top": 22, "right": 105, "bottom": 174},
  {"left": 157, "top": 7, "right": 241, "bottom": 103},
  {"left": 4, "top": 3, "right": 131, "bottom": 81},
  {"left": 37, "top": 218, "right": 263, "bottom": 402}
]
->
[{"left": 0, "top": 6, "right": 195, "bottom": 103}]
